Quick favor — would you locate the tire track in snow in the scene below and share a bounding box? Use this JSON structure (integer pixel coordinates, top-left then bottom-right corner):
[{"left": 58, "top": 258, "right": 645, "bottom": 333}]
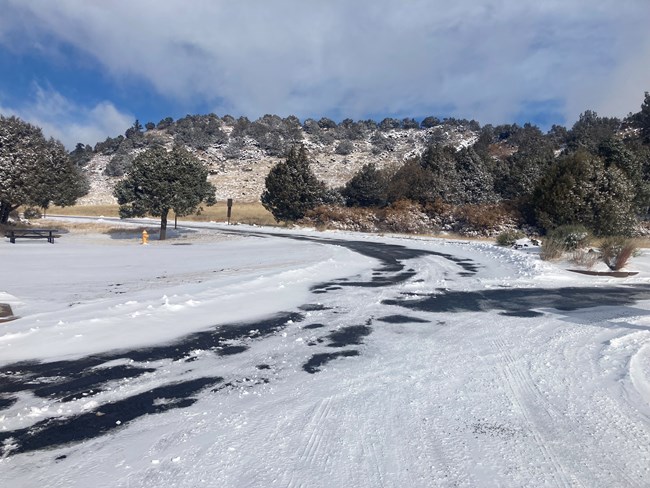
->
[
  {"left": 542, "top": 318, "right": 648, "bottom": 488},
  {"left": 492, "top": 338, "right": 574, "bottom": 488},
  {"left": 359, "top": 428, "right": 386, "bottom": 488},
  {"left": 285, "top": 396, "right": 336, "bottom": 488}
]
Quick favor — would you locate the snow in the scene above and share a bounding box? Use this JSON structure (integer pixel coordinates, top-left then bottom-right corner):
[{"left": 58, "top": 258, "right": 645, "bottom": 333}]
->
[{"left": 1, "top": 218, "right": 650, "bottom": 487}]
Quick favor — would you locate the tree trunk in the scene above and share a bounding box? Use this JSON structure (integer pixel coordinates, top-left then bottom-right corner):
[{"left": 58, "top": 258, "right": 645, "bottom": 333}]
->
[
  {"left": 0, "top": 202, "right": 13, "bottom": 224},
  {"left": 160, "top": 209, "right": 168, "bottom": 240}
]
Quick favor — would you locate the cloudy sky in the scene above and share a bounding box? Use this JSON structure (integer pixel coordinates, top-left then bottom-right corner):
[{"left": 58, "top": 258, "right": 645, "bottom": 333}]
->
[{"left": 0, "top": 0, "right": 648, "bottom": 148}]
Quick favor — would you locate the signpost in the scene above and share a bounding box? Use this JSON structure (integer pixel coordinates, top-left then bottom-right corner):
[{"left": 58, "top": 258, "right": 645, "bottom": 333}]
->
[{"left": 227, "top": 198, "right": 233, "bottom": 225}]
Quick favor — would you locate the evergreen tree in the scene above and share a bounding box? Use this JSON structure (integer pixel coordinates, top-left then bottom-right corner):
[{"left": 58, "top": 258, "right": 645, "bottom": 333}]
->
[
  {"left": 113, "top": 146, "right": 216, "bottom": 240},
  {"left": 419, "top": 145, "right": 460, "bottom": 203},
  {"left": 639, "top": 92, "right": 650, "bottom": 143},
  {"left": 125, "top": 119, "right": 143, "bottom": 139},
  {"left": 261, "top": 146, "right": 327, "bottom": 221},
  {"left": 342, "top": 163, "right": 387, "bottom": 207},
  {"left": 598, "top": 138, "right": 650, "bottom": 216},
  {"left": 0, "top": 115, "right": 87, "bottom": 223},
  {"left": 533, "top": 151, "right": 636, "bottom": 235},
  {"left": 420, "top": 116, "right": 440, "bottom": 128},
  {"left": 495, "top": 125, "right": 555, "bottom": 200},
  {"left": 69, "top": 142, "right": 94, "bottom": 167},
  {"left": 567, "top": 110, "right": 620, "bottom": 153},
  {"left": 386, "top": 158, "right": 437, "bottom": 204},
  {"left": 453, "top": 147, "right": 496, "bottom": 204}
]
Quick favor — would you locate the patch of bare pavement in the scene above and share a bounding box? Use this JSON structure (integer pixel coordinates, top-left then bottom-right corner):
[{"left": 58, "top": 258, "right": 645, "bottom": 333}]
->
[{"left": 0, "top": 303, "right": 17, "bottom": 323}]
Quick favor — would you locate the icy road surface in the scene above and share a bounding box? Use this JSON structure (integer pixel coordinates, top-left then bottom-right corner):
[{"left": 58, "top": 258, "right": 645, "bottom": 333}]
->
[{"left": 1, "top": 222, "right": 650, "bottom": 487}]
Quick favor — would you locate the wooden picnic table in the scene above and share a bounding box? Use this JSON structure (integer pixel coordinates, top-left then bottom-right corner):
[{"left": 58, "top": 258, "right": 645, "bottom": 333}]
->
[{"left": 5, "top": 228, "right": 59, "bottom": 244}]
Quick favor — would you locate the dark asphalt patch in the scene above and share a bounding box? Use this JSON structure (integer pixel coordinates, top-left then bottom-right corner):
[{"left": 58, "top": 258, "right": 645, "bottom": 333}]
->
[
  {"left": 33, "top": 365, "right": 156, "bottom": 400},
  {"left": 299, "top": 304, "right": 331, "bottom": 311},
  {"left": 0, "top": 376, "right": 223, "bottom": 456},
  {"left": 218, "top": 345, "right": 249, "bottom": 355},
  {"left": 1, "top": 311, "right": 303, "bottom": 396},
  {"left": 382, "top": 285, "right": 650, "bottom": 316},
  {"left": 303, "top": 350, "right": 360, "bottom": 374},
  {"left": 500, "top": 310, "right": 545, "bottom": 318},
  {"left": 326, "top": 325, "right": 372, "bottom": 347},
  {"left": 0, "top": 311, "right": 304, "bottom": 454},
  {"left": 0, "top": 395, "right": 17, "bottom": 410},
  {"left": 303, "top": 323, "right": 326, "bottom": 329},
  {"left": 377, "top": 315, "right": 430, "bottom": 324}
]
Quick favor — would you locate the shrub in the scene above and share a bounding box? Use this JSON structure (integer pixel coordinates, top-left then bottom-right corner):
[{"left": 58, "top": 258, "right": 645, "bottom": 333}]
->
[
  {"left": 540, "top": 237, "right": 566, "bottom": 261},
  {"left": 599, "top": 237, "right": 637, "bottom": 270},
  {"left": 547, "top": 225, "right": 591, "bottom": 250},
  {"left": 370, "top": 132, "right": 395, "bottom": 154},
  {"left": 335, "top": 140, "right": 354, "bottom": 155},
  {"left": 454, "top": 203, "right": 515, "bottom": 234},
  {"left": 569, "top": 249, "right": 600, "bottom": 269},
  {"left": 377, "top": 200, "right": 432, "bottom": 234},
  {"left": 496, "top": 230, "right": 524, "bottom": 247},
  {"left": 303, "top": 205, "right": 379, "bottom": 232},
  {"left": 23, "top": 207, "right": 42, "bottom": 219},
  {"left": 104, "top": 150, "right": 135, "bottom": 176}
]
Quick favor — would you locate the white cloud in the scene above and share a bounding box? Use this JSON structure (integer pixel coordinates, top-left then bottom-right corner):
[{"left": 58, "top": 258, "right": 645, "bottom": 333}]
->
[
  {"left": 1, "top": 0, "right": 649, "bottom": 127},
  {"left": 0, "top": 84, "right": 133, "bottom": 149}
]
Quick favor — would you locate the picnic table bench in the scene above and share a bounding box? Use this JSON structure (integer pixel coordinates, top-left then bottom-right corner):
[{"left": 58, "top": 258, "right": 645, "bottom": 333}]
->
[{"left": 5, "top": 229, "right": 59, "bottom": 244}]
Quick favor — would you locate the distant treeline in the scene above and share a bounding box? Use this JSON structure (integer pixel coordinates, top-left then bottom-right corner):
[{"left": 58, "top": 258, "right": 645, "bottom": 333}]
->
[{"left": 71, "top": 92, "right": 650, "bottom": 235}]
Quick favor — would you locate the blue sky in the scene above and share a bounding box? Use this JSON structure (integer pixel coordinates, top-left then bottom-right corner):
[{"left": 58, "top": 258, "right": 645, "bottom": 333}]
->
[{"left": 0, "top": 0, "right": 649, "bottom": 148}]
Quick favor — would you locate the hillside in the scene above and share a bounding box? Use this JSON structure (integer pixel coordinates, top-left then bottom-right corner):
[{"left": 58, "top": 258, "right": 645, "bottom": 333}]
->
[{"left": 75, "top": 116, "right": 479, "bottom": 205}]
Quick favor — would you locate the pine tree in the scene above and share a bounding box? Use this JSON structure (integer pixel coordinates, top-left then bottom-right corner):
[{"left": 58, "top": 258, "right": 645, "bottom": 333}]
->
[
  {"left": 113, "top": 146, "right": 216, "bottom": 240},
  {"left": 495, "top": 125, "right": 555, "bottom": 200},
  {"left": 453, "top": 147, "right": 496, "bottom": 204},
  {"left": 419, "top": 145, "right": 460, "bottom": 203},
  {"left": 639, "top": 92, "right": 650, "bottom": 143},
  {"left": 0, "top": 115, "right": 88, "bottom": 223},
  {"left": 342, "top": 163, "right": 387, "bottom": 207},
  {"left": 533, "top": 151, "right": 636, "bottom": 235},
  {"left": 261, "top": 145, "right": 327, "bottom": 221}
]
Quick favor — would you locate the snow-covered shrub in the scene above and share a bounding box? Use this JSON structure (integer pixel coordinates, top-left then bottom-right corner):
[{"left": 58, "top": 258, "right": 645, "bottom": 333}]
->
[
  {"left": 496, "top": 230, "right": 524, "bottom": 247},
  {"left": 599, "top": 237, "right": 637, "bottom": 270},
  {"left": 548, "top": 225, "right": 591, "bottom": 250},
  {"left": 335, "top": 140, "right": 354, "bottom": 156}
]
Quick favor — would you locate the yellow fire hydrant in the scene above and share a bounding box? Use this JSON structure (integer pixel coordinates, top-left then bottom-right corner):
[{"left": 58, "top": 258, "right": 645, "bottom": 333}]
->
[{"left": 141, "top": 229, "right": 149, "bottom": 245}]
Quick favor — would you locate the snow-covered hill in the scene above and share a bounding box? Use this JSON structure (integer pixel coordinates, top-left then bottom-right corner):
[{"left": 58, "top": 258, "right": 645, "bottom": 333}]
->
[{"left": 77, "top": 123, "right": 478, "bottom": 205}]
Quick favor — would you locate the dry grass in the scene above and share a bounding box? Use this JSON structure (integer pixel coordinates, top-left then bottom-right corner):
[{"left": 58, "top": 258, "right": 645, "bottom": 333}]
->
[
  {"left": 540, "top": 237, "right": 566, "bottom": 261},
  {"left": 599, "top": 237, "right": 638, "bottom": 270},
  {"left": 569, "top": 249, "right": 600, "bottom": 269},
  {"left": 47, "top": 205, "right": 120, "bottom": 217},
  {"left": 48, "top": 202, "right": 276, "bottom": 226},
  {"left": 22, "top": 219, "right": 148, "bottom": 235}
]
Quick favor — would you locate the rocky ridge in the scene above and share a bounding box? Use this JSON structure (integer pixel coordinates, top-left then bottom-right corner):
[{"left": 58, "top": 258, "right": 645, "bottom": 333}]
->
[{"left": 78, "top": 123, "right": 478, "bottom": 205}]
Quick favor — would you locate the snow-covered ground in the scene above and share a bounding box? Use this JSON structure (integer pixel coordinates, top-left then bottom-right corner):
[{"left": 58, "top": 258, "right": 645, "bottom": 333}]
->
[{"left": 1, "top": 219, "right": 650, "bottom": 487}]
